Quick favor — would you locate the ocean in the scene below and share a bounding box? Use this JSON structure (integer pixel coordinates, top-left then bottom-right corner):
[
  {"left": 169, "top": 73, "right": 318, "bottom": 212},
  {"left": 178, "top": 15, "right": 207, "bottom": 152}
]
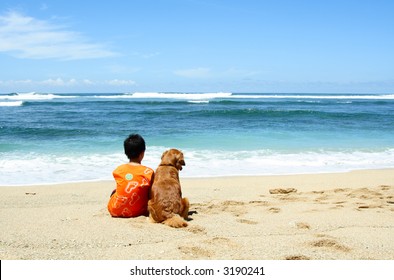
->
[{"left": 1, "top": 92, "right": 394, "bottom": 186}]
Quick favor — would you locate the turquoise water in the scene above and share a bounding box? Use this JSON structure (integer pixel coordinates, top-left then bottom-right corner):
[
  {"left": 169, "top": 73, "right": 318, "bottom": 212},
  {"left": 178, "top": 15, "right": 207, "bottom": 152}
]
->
[{"left": 1, "top": 92, "right": 394, "bottom": 185}]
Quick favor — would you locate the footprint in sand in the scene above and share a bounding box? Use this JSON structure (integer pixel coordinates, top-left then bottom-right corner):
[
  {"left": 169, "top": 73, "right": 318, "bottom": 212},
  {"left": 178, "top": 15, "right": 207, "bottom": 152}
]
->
[
  {"left": 236, "top": 218, "right": 258, "bottom": 225},
  {"left": 269, "top": 188, "right": 297, "bottom": 194},
  {"left": 217, "top": 200, "right": 248, "bottom": 217},
  {"left": 289, "top": 222, "right": 311, "bottom": 230},
  {"left": 356, "top": 204, "right": 383, "bottom": 210},
  {"left": 285, "top": 255, "right": 311, "bottom": 260},
  {"left": 351, "top": 186, "right": 392, "bottom": 210},
  {"left": 310, "top": 238, "right": 350, "bottom": 252},
  {"left": 178, "top": 246, "right": 213, "bottom": 258},
  {"left": 186, "top": 225, "right": 207, "bottom": 235},
  {"left": 268, "top": 207, "right": 281, "bottom": 213},
  {"left": 249, "top": 200, "right": 270, "bottom": 206},
  {"left": 194, "top": 200, "right": 247, "bottom": 217},
  {"left": 204, "top": 237, "right": 239, "bottom": 249},
  {"left": 298, "top": 185, "right": 394, "bottom": 213}
]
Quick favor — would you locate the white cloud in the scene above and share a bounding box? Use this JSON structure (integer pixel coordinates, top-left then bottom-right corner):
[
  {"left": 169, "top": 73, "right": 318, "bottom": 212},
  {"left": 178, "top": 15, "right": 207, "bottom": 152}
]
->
[
  {"left": 0, "top": 78, "right": 137, "bottom": 88},
  {"left": 222, "top": 67, "right": 260, "bottom": 78},
  {"left": 0, "top": 11, "right": 117, "bottom": 60},
  {"left": 82, "top": 79, "right": 95, "bottom": 85},
  {"left": 1, "top": 79, "right": 33, "bottom": 85},
  {"left": 106, "top": 79, "right": 136, "bottom": 86},
  {"left": 174, "top": 67, "right": 211, "bottom": 78},
  {"left": 40, "top": 78, "right": 77, "bottom": 86}
]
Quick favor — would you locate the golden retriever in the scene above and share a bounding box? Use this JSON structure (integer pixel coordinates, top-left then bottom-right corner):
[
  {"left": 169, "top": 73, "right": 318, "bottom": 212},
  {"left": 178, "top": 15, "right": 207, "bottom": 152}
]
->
[{"left": 148, "top": 149, "right": 189, "bottom": 227}]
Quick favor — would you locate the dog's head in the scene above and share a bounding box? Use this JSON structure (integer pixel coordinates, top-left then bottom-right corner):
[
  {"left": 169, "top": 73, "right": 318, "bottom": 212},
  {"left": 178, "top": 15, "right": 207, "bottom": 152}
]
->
[{"left": 161, "top": 149, "right": 186, "bottom": 171}]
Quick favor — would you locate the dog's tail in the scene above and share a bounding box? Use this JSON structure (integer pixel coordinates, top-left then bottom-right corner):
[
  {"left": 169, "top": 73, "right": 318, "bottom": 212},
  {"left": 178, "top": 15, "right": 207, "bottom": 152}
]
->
[{"left": 163, "top": 214, "right": 188, "bottom": 228}]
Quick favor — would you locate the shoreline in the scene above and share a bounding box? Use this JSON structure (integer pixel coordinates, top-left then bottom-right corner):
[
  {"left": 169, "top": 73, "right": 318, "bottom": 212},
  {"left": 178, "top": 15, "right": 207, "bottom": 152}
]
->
[
  {"left": 2, "top": 148, "right": 394, "bottom": 186},
  {"left": 1, "top": 167, "right": 393, "bottom": 188},
  {"left": 1, "top": 168, "right": 393, "bottom": 260}
]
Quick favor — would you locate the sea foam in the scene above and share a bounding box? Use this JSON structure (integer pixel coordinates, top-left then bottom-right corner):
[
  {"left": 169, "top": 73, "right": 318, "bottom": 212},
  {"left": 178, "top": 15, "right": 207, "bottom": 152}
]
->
[
  {"left": 0, "top": 101, "right": 23, "bottom": 107},
  {"left": 0, "top": 92, "right": 75, "bottom": 100},
  {"left": 1, "top": 148, "right": 394, "bottom": 186}
]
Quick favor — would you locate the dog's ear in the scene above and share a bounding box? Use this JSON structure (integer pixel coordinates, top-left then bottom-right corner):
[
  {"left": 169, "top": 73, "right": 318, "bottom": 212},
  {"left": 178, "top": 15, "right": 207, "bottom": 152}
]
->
[
  {"left": 176, "top": 152, "right": 186, "bottom": 171},
  {"left": 161, "top": 150, "right": 169, "bottom": 160}
]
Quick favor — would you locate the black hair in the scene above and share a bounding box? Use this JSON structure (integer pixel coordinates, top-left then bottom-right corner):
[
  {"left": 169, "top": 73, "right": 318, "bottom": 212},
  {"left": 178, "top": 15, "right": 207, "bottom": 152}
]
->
[{"left": 123, "top": 134, "right": 146, "bottom": 160}]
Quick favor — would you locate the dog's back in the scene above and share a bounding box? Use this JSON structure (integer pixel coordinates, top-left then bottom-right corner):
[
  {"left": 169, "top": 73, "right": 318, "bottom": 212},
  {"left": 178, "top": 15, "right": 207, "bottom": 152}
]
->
[{"left": 148, "top": 149, "right": 189, "bottom": 228}]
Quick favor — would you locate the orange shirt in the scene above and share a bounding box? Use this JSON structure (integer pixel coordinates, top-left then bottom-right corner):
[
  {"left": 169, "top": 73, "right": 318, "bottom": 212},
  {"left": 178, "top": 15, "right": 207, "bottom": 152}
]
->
[{"left": 107, "top": 164, "right": 154, "bottom": 218}]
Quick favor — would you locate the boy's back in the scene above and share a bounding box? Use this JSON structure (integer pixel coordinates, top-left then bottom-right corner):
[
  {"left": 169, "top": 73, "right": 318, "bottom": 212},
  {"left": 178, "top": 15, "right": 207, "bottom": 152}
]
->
[{"left": 108, "top": 163, "right": 154, "bottom": 217}]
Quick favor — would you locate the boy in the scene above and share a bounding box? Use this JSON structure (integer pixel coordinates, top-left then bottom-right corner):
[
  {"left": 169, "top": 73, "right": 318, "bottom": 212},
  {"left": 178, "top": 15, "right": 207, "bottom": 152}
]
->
[{"left": 108, "top": 134, "right": 154, "bottom": 217}]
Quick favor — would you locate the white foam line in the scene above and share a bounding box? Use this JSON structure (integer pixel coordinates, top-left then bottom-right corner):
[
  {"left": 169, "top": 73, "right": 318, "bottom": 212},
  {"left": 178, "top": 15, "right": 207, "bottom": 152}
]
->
[
  {"left": 229, "top": 94, "right": 394, "bottom": 100},
  {"left": 1, "top": 148, "right": 394, "bottom": 186},
  {"left": 0, "top": 93, "right": 76, "bottom": 100},
  {"left": 0, "top": 101, "right": 23, "bottom": 107},
  {"left": 2, "top": 92, "right": 393, "bottom": 101}
]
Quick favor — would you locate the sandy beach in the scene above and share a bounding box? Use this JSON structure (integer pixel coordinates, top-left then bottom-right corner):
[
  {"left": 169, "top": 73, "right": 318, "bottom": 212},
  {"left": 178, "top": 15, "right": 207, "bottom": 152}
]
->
[{"left": 1, "top": 168, "right": 393, "bottom": 260}]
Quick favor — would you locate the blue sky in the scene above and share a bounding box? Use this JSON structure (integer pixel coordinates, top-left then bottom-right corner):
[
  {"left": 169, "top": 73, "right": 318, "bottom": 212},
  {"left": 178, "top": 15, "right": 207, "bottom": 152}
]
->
[{"left": 0, "top": 0, "right": 393, "bottom": 93}]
